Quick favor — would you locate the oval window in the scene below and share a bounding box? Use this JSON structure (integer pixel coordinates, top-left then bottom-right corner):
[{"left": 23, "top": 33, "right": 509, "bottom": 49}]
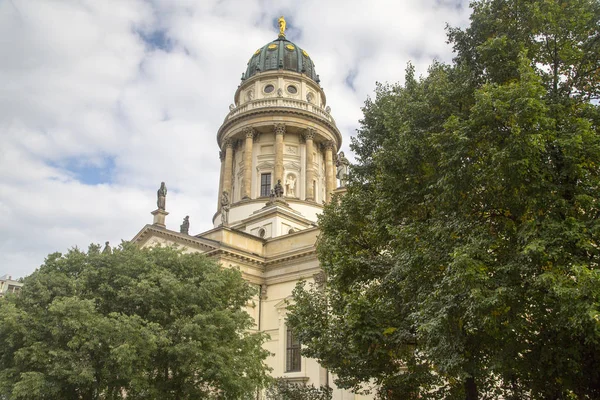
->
[
  {"left": 264, "top": 84, "right": 275, "bottom": 93},
  {"left": 287, "top": 85, "right": 298, "bottom": 94}
]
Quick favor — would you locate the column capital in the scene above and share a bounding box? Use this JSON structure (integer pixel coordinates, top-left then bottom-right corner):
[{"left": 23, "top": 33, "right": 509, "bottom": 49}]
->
[
  {"left": 224, "top": 139, "right": 234, "bottom": 149},
  {"left": 243, "top": 127, "right": 257, "bottom": 139},
  {"left": 322, "top": 140, "right": 336, "bottom": 151},
  {"left": 303, "top": 128, "right": 316, "bottom": 141},
  {"left": 273, "top": 123, "right": 286, "bottom": 136},
  {"left": 219, "top": 150, "right": 225, "bottom": 161}
]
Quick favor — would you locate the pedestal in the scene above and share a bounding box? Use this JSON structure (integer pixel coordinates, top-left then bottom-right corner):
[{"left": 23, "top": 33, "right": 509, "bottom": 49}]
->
[{"left": 151, "top": 209, "right": 169, "bottom": 228}]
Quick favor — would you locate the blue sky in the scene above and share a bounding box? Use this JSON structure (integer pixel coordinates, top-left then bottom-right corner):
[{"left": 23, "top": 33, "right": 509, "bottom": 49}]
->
[{"left": 0, "top": 0, "right": 471, "bottom": 278}]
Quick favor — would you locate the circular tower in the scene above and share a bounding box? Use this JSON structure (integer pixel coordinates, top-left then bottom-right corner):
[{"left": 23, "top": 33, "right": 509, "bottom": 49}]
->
[{"left": 214, "top": 18, "right": 341, "bottom": 236}]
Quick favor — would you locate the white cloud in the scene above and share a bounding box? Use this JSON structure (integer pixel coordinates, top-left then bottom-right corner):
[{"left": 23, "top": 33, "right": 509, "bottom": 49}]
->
[{"left": 0, "top": 0, "right": 471, "bottom": 278}]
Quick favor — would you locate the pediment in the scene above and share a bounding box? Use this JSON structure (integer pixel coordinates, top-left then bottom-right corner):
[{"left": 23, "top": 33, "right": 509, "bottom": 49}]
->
[{"left": 131, "top": 224, "right": 219, "bottom": 254}]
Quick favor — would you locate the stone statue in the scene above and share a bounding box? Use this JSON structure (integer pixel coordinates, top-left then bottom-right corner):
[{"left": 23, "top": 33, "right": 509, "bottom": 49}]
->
[
  {"left": 285, "top": 174, "right": 296, "bottom": 197},
  {"left": 221, "top": 191, "right": 230, "bottom": 225},
  {"left": 274, "top": 179, "right": 284, "bottom": 197},
  {"left": 180, "top": 216, "right": 190, "bottom": 235},
  {"left": 325, "top": 105, "right": 331, "bottom": 114},
  {"left": 247, "top": 90, "right": 254, "bottom": 101},
  {"left": 157, "top": 182, "right": 167, "bottom": 210},
  {"left": 102, "top": 241, "right": 111, "bottom": 254},
  {"left": 306, "top": 92, "right": 314, "bottom": 103},
  {"left": 336, "top": 151, "right": 350, "bottom": 187},
  {"left": 229, "top": 104, "right": 235, "bottom": 111},
  {"left": 269, "top": 189, "right": 275, "bottom": 202},
  {"left": 277, "top": 87, "right": 283, "bottom": 97},
  {"left": 278, "top": 16, "right": 286, "bottom": 37}
]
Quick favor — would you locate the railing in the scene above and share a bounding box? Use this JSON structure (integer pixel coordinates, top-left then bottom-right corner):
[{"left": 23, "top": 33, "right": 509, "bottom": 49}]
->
[{"left": 225, "top": 98, "right": 336, "bottom": 125}]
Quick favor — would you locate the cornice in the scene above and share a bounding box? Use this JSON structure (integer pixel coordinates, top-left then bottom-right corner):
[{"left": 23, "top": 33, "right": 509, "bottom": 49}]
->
[{"left": 217, "top": 107, "right": 342, "bottom": 150}]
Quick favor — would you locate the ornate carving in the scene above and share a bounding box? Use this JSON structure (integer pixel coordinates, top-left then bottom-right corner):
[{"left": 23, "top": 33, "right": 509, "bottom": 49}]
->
[
  {"left": 285, "top": 174, "right": 296, "bottom": 197},
  {"left": 260, "top": 284, "right": 268, "bottom": 299},
  {"left": 306, "top": 92, "right": 314, "bottom": 103},
  {"left": 285, "top": 145, "right": 297, "bottom": 154},
  {"left": 274, "top": 179, "right": 284, "bottom": 197},
  {"left": 325, "top": 105, "right": 331, "bottom": 114},
  {"left": 221, "top": 191, "right": 230, "bottom": 226},
  {"left": 321, "top": 140, "right": 335, "bottom": 151},
  {"left": 278, "top": 16, "right": 286, "bottom": 37},
  {"left": 303, "top": 128, "right": 316, "bottom": 141},
  {"left": 229, "top": 104, "right": 235, "bottom": 111},
  {"left": 336, "top": 151, "right": 350, "bottom": 187},
  {"left": 243, "top": 127, "right": 256, "bottom": 139},
  {"left": 219, "top": 150, "right": 225, "bottom": 161},
  {"left": 277, "top": 87, "right": 283, "bottom": 97},
  {"left": 313, "top": 271, "right": 326, "bottom": 289},
  {"left": 246, "top": 90, "right": 254, "bottom": 101},
  {"left": 180, "top": 216, "right": 190, "bottom": 235},
  {"left": 224, "top": 139, "right": 234, "bottom": 149},
  {"left": 157, "top": 182, "right": 167, "bottom": 210},
  {"left": 273, "top": 123, "right": 286, "bottom": 136}
]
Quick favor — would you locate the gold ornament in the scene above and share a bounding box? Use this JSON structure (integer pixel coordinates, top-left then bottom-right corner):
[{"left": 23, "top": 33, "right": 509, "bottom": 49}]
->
[{"left": 278, "top": 16, "right": 286, "bottom": 37}]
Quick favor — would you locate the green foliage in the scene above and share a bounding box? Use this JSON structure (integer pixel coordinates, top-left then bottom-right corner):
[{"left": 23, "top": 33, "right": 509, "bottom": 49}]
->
[
  {"left": 0, "top": 243, "right": 270, "bottom": 400},
  {"left": 265, "top": 378, "right": 332, "bottom": 400},
  {"left": 288, "top": 1, "right": 600, "bottom": 399}
]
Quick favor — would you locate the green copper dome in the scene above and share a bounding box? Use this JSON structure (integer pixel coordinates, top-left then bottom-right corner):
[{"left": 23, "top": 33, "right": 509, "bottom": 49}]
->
[{"left": 242, "top": 37, "right": 319, "bottom": 83}]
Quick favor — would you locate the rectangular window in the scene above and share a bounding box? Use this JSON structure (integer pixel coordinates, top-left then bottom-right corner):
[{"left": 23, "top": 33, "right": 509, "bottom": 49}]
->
[
  {"left": 260, "top": 173, "right": 271, "bottom": 197},
  {"left": 286, "top": 327, "right": 301, "bottom": 372}
]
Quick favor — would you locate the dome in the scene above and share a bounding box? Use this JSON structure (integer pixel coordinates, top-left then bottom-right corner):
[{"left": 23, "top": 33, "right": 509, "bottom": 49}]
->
[{"left": 242, "top": 36, "right": 320, "bottom": 83}]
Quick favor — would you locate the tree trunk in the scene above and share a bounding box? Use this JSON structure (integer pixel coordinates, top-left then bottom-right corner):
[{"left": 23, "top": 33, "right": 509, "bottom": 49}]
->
[{"left": 465, "top": 376, "right": 478, "bottom": 400}]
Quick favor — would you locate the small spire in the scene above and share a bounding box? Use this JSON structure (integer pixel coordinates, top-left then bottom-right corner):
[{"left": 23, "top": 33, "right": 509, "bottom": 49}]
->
[{"left": 278, "top": 16, "right": 286, "bottom": 38}]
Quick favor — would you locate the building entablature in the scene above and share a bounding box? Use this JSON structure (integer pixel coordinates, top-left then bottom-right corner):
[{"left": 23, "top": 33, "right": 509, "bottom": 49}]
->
[{"left": 217, "top": 104, "right": 340, "bottom": 148}]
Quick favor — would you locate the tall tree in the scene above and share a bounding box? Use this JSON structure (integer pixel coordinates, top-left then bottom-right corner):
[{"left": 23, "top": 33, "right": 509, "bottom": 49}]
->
[
  {"left": 0, "top": 243, "right": 270, "bottom": 400},
  {"left": 288, "top": 1, "right": 600, "bottom": 399}
]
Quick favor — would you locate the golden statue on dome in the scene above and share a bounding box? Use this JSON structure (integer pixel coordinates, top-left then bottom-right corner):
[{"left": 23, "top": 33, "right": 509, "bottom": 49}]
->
[{"left": 278, "top": 16, "right": 286, "bottom": 37}]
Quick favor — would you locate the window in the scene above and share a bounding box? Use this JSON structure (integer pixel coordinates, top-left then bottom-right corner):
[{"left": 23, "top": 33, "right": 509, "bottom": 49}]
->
[
  {"left": 287, "top": 85, "right": 297, "bottom": 94},
  {"left": 286, "top": 326, "right": 301, "bottom": 372},
  {"left": 260, "top": 173, "right": 272, "bottom": 197},
  {"left": 264, "top": 84, "right": 275, "bottom": 94}
]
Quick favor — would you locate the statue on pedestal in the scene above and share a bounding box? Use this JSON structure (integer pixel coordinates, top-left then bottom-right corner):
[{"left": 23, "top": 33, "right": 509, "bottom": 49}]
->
[
  {"left": 157, "top": 182, "right": 167, "bottom": 210},
  {"left": 102, "top": 241, "right": 111, "bottom": 254},
  {"left": 221, "top": 191, "right": 230, "bottom": 225},
  {"left": 274, "top": 179, "right": 284, "bottom": 197},
  {"left": 285, "top": 174, "right": 296, "bottom": 197},
  {"left": 336, "top": 152, "right": 350, "bottom": 187},
  {"left": 180, "top": 216, "right": 190, "bottom": 235}
]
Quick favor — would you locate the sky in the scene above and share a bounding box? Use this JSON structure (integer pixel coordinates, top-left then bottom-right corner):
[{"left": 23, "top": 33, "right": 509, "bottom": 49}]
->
[{"left": 0, "top": 0, "right": 472, "bottom": 278}]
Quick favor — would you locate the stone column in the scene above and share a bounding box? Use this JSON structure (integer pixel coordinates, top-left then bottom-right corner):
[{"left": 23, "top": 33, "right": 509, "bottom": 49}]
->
[
  {"left": 243, "top": 127, "right": 255, "bottom": 199},
  {"left": 217, "top": 150, "right": 225, "bottom": 209},
  {"left": 304, "top": 128, "right": 316, "bottom": 201},
  {"left": 324, "top": 141, "right": 335, "bottom": 203},
  {"left": 274, "top": 123, "right": 286, "bottom": 183},
  {"left": 222, "top": 139, "right": 234, "bottom": 199}
]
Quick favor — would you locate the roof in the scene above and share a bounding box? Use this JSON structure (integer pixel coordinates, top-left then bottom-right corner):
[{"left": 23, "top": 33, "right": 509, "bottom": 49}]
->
[{"left": 242, "top": 36, "right": 319, "bottom": 83}]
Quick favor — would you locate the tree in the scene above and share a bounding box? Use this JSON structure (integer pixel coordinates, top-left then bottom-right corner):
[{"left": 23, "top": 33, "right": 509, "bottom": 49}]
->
[
  {"left": 0, "top": 243, "right": 270, "bottom": 400},
  {"left": 265, "top": 378, "right": 332, "bottom": 400},
  {"left": 288, "top": 0, "right": 600, "bottom": 399}
]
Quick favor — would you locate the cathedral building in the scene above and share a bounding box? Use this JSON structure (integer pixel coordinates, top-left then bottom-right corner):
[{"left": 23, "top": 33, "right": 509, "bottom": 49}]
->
[{"left": 132, "top": 18, "right": 367, "bottom": 399}]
